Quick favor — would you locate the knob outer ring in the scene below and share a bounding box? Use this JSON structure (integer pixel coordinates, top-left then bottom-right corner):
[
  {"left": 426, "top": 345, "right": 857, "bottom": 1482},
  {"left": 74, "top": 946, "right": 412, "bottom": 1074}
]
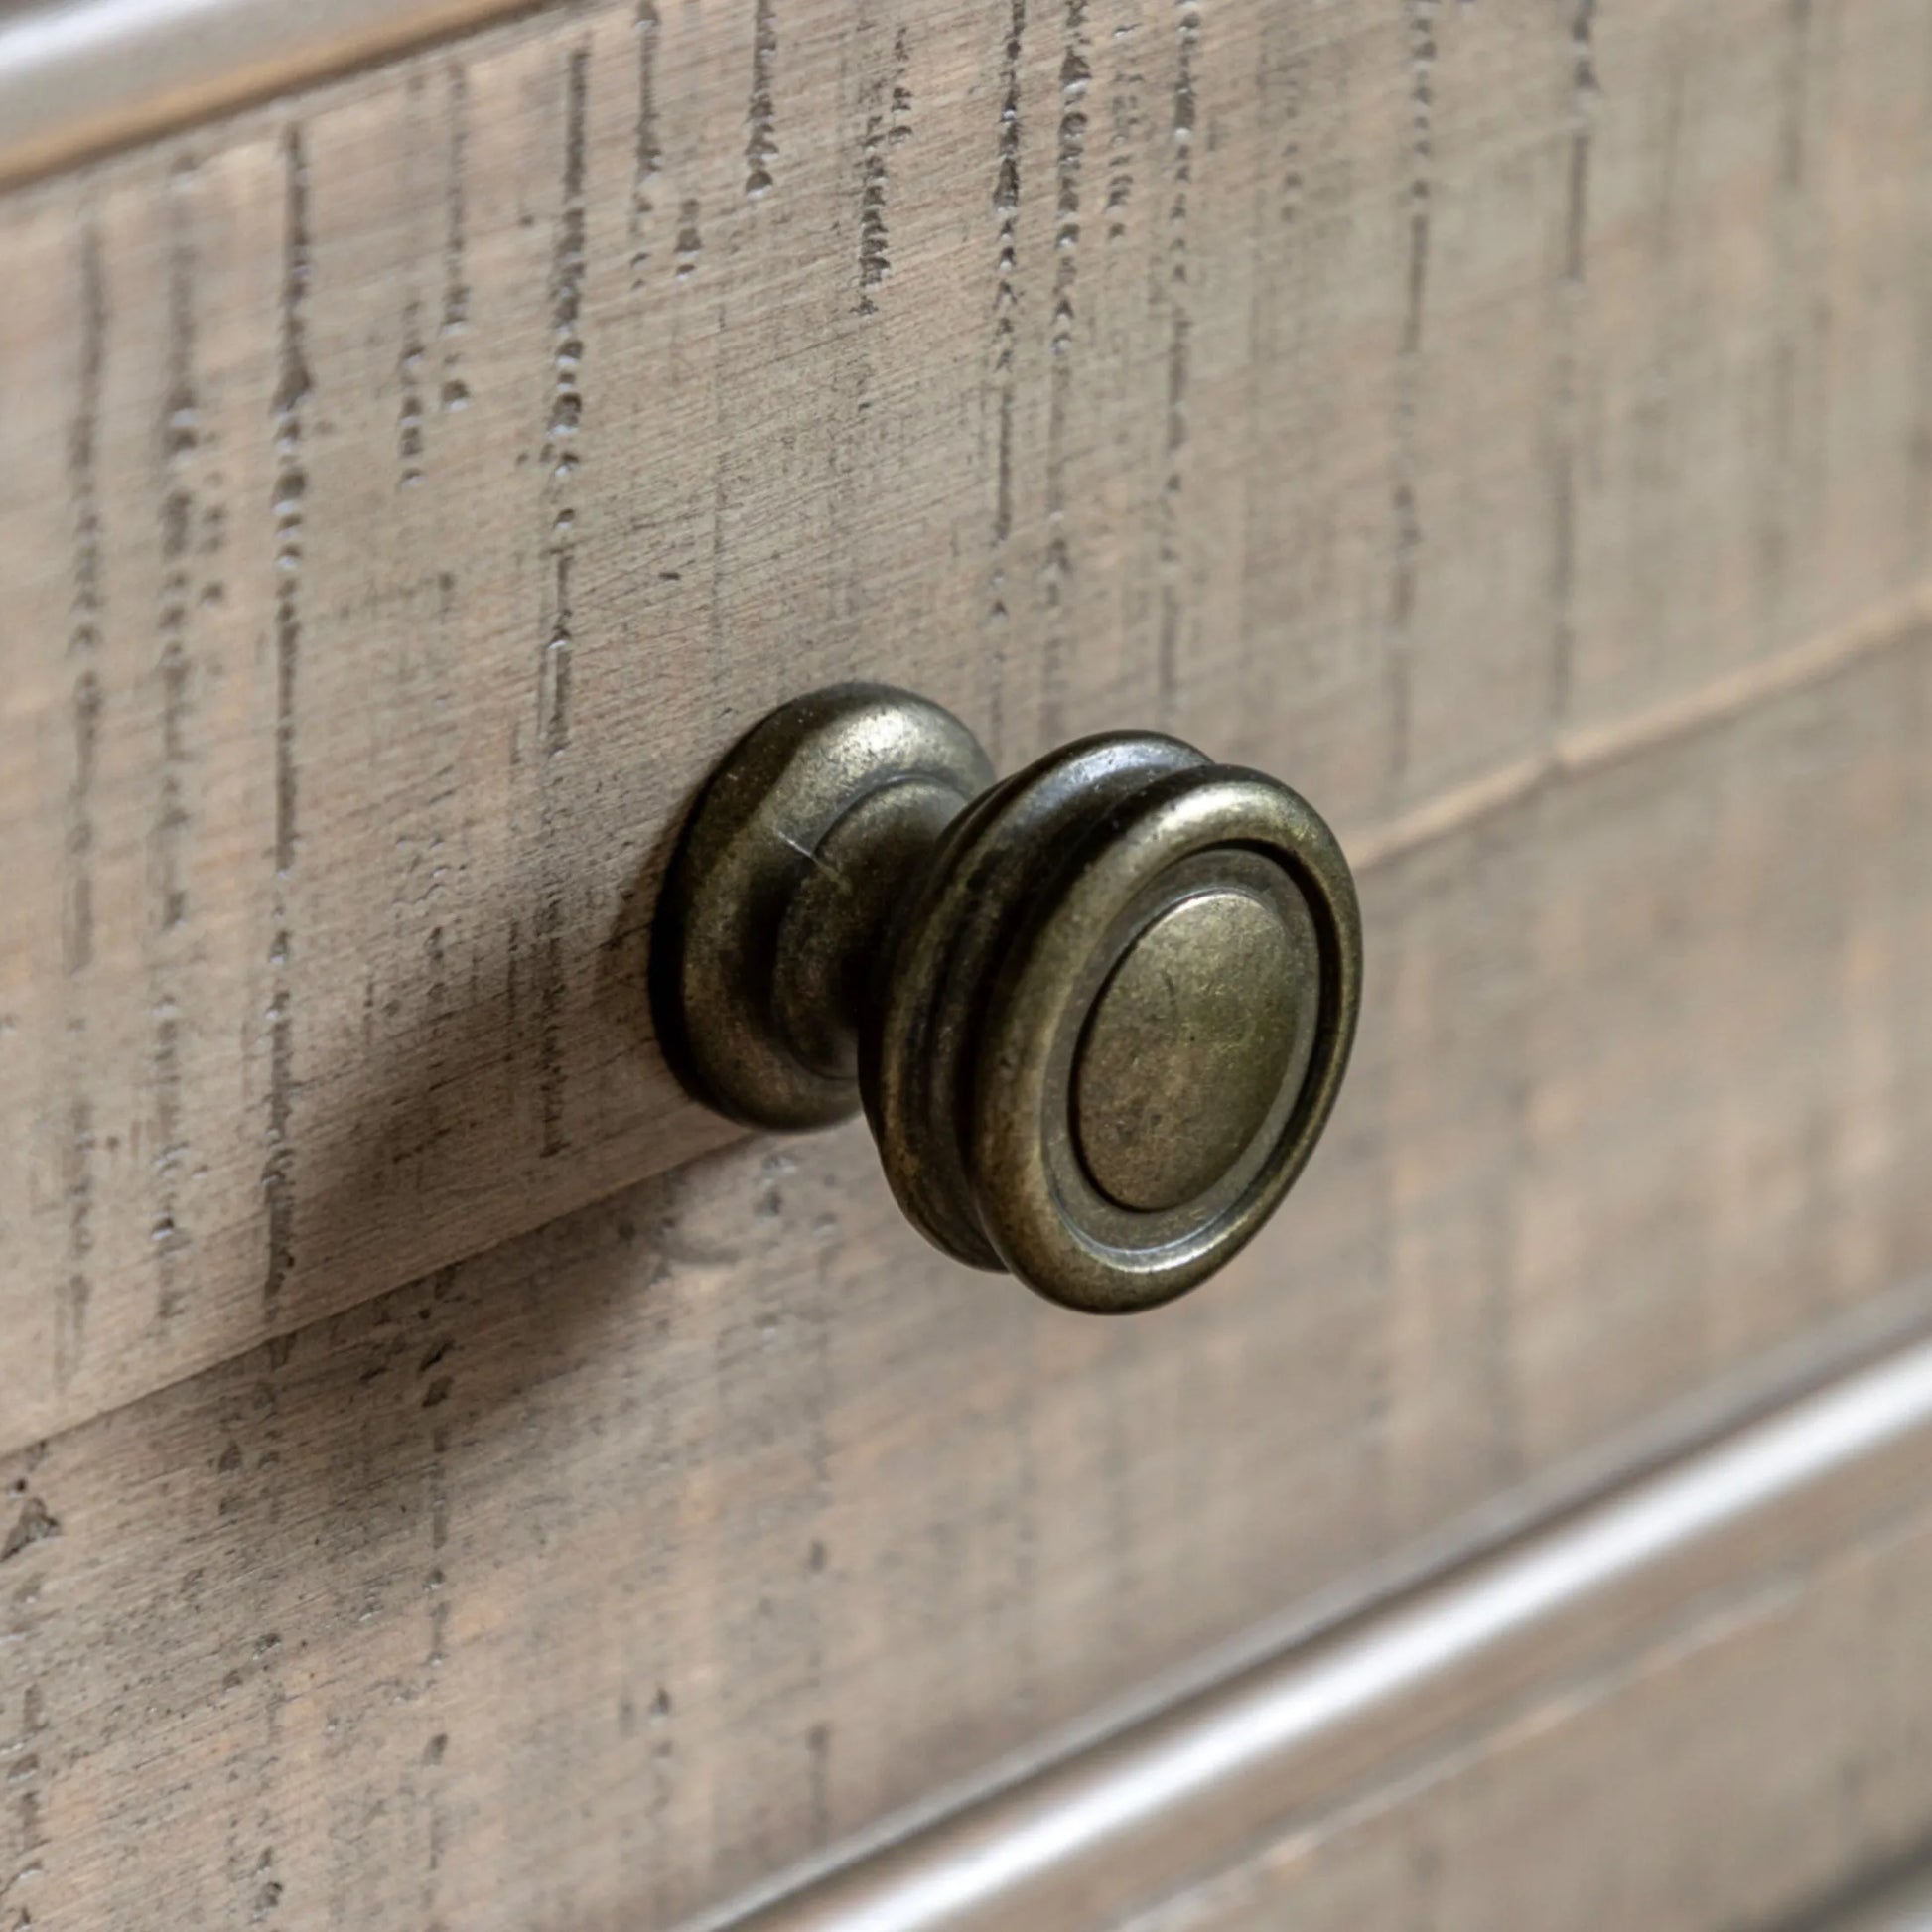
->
[
  {"left": 970, "top": 763, "right": 1362, "bottom": 1314},
  {"left": 861, "top": 735, "right": 1206, "bottom": 1272}
]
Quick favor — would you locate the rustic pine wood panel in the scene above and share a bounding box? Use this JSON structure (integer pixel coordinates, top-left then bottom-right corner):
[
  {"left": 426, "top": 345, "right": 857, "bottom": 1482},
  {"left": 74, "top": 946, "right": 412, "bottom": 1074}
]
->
[
  {"left": 706, "top": 1334, "right": 1932, "bottom": 1932},
  {"left": 1123, "top": 1470, "right": 1932, "bottom": 1932},
  {"left": 4, "top": 628, "right": 1931, "bottom": 1930},
  {"left": 7, "top": 0, "right": 1932, "bottom": 1450}
]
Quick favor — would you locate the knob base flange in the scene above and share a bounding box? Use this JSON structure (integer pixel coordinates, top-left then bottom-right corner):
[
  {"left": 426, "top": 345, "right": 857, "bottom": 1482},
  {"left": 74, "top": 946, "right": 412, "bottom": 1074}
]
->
[{"left": 650, "top": 684, "right": 993, "bottom": 1133}]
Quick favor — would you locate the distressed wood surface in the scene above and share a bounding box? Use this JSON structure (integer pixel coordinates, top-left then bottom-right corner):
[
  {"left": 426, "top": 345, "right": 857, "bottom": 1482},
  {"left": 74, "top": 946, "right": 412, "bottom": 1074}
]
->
[
  {"left": 1121, "top": 1464, "right": 1932, "bottom": 1932},
  {"left": 702, "top": 1331, "right": 1932, "bottom": 1932},
  {"left": 1796, "top": 1855, "right": 1932, "bottom": 1932},
  {"left": 4, "top": 627, "right": 1932, "bottom": 1929},
  {"left": 7, "top": 0, "right": 1932, "bottom": 1449}
]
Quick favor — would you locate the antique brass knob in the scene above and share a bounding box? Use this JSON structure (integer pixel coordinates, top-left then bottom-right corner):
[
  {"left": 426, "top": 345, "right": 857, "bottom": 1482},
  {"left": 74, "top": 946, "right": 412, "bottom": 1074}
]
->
[{"left": 652, "top": 685, "right": 1362, "bottom": 1313}]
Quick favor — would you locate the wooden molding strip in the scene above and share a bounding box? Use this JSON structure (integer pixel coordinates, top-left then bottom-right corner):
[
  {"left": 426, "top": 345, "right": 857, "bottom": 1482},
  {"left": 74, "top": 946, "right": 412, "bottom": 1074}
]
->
[
  {"left": 0, "top": 0, "right": 539, "bottom": 189},
  {"left": 1802, "top": 1852, "right": 1932, "bottom": 1932},
  {"left": 689, "top": 1330, "right": 1932, "bottom": 1932},
  {"left": 1343, "top": 578, "right": 1932, "bottom": 873}
]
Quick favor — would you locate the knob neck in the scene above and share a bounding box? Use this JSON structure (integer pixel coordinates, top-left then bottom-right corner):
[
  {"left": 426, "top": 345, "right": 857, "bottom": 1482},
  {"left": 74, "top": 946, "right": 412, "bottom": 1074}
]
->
[{"left": 769, "top": 774, "right": 967, "bottom": 1082}]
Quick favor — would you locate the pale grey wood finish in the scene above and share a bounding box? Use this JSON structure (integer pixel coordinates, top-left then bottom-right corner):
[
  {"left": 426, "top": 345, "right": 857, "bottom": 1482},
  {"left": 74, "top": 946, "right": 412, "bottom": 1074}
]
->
[
  {"left": 1798, "top": 1858, "right": 1932, "bottom": 1932},
  {"left": 8, "top": 0, "right": 1932, "bottom": 1449},
  {"left": 4, "top": 624, "right": 1932, "bottom": 1929},
  {"left": 703, "top": 1331, "right": 1932, "bottom": 1932},
  {"left": 1121, "top": 1478, "right": 1932, "bottom": 1932}
]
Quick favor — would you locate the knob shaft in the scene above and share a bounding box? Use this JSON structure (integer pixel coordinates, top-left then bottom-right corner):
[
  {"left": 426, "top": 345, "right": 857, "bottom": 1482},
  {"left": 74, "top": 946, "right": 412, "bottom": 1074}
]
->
[{"left": 652, "top": 684, "right": 1362, "bottom": 1313}]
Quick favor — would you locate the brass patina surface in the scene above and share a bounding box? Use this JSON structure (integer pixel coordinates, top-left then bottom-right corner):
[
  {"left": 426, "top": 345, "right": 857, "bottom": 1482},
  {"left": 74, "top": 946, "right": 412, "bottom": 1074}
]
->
[
  {"left": 1073, "top": 889, "right": 1307, "bottom": 1214},
  {"left": 652, "top": 684, "right": 1363, "bottom": 1313}
]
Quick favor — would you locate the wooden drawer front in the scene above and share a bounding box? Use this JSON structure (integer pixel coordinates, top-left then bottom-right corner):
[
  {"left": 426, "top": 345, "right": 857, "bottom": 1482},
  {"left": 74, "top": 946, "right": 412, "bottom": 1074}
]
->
[
  {"left": 5, "top": 1, "right": 1932, "bottom": 1927},
  {"left": 7, "top": 0, "right": 1932, "bottom": 1445},
  {"left": 737, "top": 1336, "right": 1932, "bottom": 1932},
  {"left": 1120, "top": 1360, "right": 1932, "bottom": 1932},
  {"left": 9, "top": 1197, "right": 1932, "bottom": 1930},
  {"left": 7, "top": 629, "right": 1932, "bottom": 1926}
]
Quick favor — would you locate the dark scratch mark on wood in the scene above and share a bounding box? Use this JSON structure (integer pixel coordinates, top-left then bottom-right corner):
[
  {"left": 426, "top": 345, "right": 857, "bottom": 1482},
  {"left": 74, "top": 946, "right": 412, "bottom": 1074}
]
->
[
  {"left": 533, "top": 47, "right": 590, "bottom": 1160},
  {"left": 1911, "top": 7, "right": 1932, "bottom": 530},
  {"left": 420, "top": 1302, "right": 454, "bottom": 1846},
  {"left": 542, "top": 46, "right": 589, "bottom": 748},
  {"left": 59, "top": 216, "right": 106, "bottom": 1385},
  {"left": 263, "top": 124, "right": 311, "bottom": 1317},
  {"left": 152, "top": 158, "right": 201, "bottom": 1325},
  {"left": 1052, "top": 7, "right": 1090, "bottom": 340},
  {"left": 1156, "top": 0, "right": 1199, "bottom": 717},
  {"left": 399, "top": 72, "right": 429, "bottom": 486},
  {"left": 1549, "top": 0, "right": 1596, "bottom": 729},
  {"left": 411, "top": 917, "right": 455, "bottom": 1174},
  {"left": 422, "top": 1369, "right": 452, "bottom": 1913},
  {"left": 857, "top": 33, "right": 911, "bottom": 316},
  {"left": 643, "top": 1682, "right": 676, "bottom": 1918},
  {"left": 1237, "top": 19, "right": 1303, "bottom": 699},
  {"left": 1387, "top": 0, "right": 1437, "bottom": 790},
  {"left": 985, "top": 0, "right": 1028, "bottom": 753},
  {"left": 992, "top": 0, "right": 1027, "bottom": 556},
  {"left": 148, "top": 997, "right": 188, "bottom": 1313},
  {"left": 503, "top": 912, "right": 522, "bottom": 1073},
  {"left": 1758, "top": 0, "right": 1814, "bottom": 611},
  {"left": 746, "top": 0, "right": 779, "bottom": 196},
  {"left": 1275, "top": 31, "right": 1305, "bottom": 235},
  {"left": 536, "top": 889, "right": 568, "bottom": 1159},
  {"left": 547, "top": 46, "right": 590, "bottom": 482},
  {"left": 66, "top": 224, "right": 106, "bottom": 980},
  {"left": 60, "top": 1093, "right": 96, "bottom": 1388},
  {"left": 675, "top": 198, "right": 703, "bottom": 279},
  {"left": 213, "top": 1356, "right": 291, "bottom": 1923},
  {"left": 2, "top": 1674, "right": 50, "bottom": 1907},
  {"left": 859, "top": 111, "right": 890, "bottom": 310},
  {"left": 1564, "top": 2, "right": 1598, "bottom": 289},
  {"left": 0, "top": 1498, "right": 60, "bottom": 1566},
  {"left": 891, "top": 48, "right": 913, "bottom": 138},
  {"left": 806, "top": 1720, "right": 833, "bottom": 1839},
  {"left": 631, "top": 3, "right": 662, "bottom": 283},
  {"left": 545, "top": 547, "right": 575, "bottom": 758},
  {"left": 1040, "top": 0, "right": 1090, "bottom": 735},
  {"left": 440, "top": 62, "right": 471, "bottom": 413},
  {"left": 1105, "top": 7, "right": 1140, "bottom": 241}
]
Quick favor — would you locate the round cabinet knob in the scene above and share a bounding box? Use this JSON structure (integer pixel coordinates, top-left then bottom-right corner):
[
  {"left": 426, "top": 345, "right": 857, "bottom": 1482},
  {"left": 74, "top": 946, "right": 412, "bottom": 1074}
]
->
[{"left": 652, "top": 685, "right": 1362, "bottom": 1313}]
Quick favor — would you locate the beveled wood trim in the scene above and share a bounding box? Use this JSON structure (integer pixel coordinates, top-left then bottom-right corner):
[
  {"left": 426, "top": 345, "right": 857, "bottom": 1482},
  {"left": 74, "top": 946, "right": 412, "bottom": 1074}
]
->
[
  {"left": 0, "top": 0, "right": 536, "bottom": 188},
  {"left": 10, "top": 0, "right": 1932, "bottom": 1458},
  {"left": 1805, "top": 1853, "right": 1932, "bottom": 1932},
  {"left": 691, "top": 1329, "right": 1932, "bottom": 1932}
]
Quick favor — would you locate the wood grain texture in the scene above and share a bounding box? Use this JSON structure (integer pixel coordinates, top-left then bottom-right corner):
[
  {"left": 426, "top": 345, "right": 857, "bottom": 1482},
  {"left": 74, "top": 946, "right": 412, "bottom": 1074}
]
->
[
  {"left": 7, "top": 0, "right": 1932, "bottom": 1449},
  {"left": 705, "top": 1331, "right": 1932, "bottom": 1932},
  {"left": 1791, "top": 1852, "right": 1932, "bottom": 1932},
  {"left": 1121, "top": 1472, "right": 1932, "bottom": 1932},
  {"left": 4, "top": 629, "right": 1931, "bottom": 1929}
]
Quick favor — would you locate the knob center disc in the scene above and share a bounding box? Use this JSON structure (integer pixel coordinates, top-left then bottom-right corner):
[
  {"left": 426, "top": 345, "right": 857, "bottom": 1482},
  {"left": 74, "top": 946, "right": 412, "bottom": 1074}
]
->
[{"left": 1073, "top": 887, "right": 1309, "bottom": 1214}]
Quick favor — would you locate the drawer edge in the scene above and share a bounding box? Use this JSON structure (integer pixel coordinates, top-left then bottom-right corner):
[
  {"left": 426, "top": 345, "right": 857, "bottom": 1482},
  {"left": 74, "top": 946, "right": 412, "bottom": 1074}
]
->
[
  {"left": 0, "top": 0, "right": 537, "bottom": 188},
  {"left": 695, "top": 1311, "right": 1932, "bottom": 1932}
]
